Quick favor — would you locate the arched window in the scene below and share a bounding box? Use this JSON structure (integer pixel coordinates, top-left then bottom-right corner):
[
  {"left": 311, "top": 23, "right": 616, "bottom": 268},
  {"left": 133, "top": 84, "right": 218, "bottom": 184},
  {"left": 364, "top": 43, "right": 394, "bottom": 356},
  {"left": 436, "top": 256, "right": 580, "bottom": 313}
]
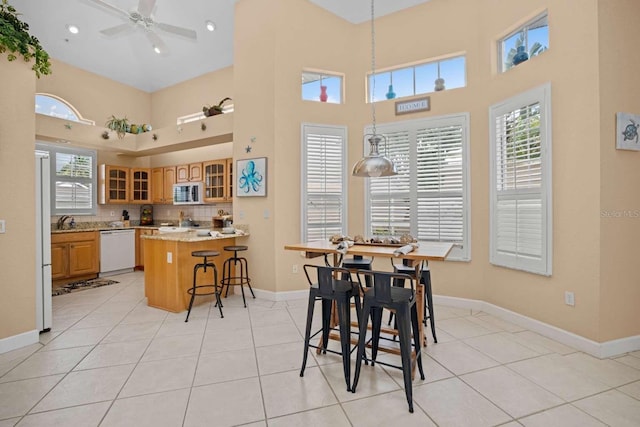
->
[{"left": 35, "top": 93, "right": 95, "bottom": 125}]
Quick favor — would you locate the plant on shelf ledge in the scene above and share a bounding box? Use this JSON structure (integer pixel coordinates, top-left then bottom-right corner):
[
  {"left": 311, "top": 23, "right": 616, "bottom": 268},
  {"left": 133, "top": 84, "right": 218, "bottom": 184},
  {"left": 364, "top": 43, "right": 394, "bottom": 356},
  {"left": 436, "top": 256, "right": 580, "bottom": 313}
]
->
[
  {"left": 105, "top": 115, "right": 129, "bottom": 139},
  {"left": 203, "top": 97, "right": 232, "bottom": 117},
  {"left": 0, "top": 0, "right": 52, "bottom": 78}
]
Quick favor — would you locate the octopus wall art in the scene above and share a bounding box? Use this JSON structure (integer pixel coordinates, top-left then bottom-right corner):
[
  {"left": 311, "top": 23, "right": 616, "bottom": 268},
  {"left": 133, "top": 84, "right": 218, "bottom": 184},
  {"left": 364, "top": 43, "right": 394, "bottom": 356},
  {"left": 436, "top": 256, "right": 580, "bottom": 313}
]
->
[{"left": 237, "top": 157, "right": 267, "bottom": 196}]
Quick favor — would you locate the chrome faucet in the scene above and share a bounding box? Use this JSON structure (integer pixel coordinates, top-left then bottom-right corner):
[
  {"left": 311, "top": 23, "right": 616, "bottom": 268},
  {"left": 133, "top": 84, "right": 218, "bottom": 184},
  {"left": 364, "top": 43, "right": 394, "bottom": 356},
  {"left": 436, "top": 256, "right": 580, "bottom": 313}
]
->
[{"left": 57, "top": 215, "right": 70, "bottom": 230}]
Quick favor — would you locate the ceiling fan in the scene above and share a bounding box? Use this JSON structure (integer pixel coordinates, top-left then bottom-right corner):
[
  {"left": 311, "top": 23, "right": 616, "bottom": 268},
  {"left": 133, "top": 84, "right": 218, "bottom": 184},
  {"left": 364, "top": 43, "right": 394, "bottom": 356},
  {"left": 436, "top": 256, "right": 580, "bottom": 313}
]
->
[{"left": 86, "top": 0, "right": 197, "bottom": 54}]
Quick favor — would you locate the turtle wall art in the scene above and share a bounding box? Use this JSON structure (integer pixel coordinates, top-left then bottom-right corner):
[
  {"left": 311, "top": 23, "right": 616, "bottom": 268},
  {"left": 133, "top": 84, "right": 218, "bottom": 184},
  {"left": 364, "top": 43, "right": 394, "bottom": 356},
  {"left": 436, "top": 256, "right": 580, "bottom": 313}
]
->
[{"left": 616, "top": 112, "right": 640, "bottom": 151}]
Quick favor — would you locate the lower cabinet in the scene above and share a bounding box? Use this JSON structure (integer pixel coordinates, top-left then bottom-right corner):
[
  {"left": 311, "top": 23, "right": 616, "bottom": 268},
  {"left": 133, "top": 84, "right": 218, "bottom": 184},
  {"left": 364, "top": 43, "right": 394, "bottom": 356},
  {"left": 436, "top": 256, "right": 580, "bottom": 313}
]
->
[
  {"left": 51, "top": 231, "right": 99, "bottom": 286},
  {"left": 135, "top": 228, "right": 157, "bottom": 269}
]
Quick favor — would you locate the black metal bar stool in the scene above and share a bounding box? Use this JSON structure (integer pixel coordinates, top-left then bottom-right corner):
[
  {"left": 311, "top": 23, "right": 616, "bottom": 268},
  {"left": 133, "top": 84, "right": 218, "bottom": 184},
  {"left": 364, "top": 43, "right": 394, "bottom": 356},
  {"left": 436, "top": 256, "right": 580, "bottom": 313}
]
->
[
  {"left": 185, "top": 250, "right": 224, "bottom": 322},
  {"left": 300, "top": 264, "right": 361, "bottom": 392},
  {"left": 352, "top": 270, "right": 425, "bottom": 413},
  {"left": 220, "top": 245, "right": 255, "bottom": 308},
  {"left": 341, "top": 255, "right": 373, "bottom": 287},
  {"left": 391, "top": 259, "right": 437, "bottom": 343}
]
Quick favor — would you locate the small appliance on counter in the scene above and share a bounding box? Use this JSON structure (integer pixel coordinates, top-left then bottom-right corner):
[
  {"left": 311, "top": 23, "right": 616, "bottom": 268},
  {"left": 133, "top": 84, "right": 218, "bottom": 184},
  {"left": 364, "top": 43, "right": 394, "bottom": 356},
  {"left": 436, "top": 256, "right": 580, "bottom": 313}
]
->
[{"left": 140, "top": 204, "right": 153, "bottom": 225}]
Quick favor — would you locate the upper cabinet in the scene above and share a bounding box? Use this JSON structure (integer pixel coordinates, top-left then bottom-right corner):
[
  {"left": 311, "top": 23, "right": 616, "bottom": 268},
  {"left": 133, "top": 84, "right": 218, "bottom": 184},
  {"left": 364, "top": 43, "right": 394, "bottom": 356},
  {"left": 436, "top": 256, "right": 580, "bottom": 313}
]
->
[
  {"left": 151, "top": 166, "right": 176, "bottom": 204},
  {"left": 130, "top": 168, "right": 152, "bottom": 204},
  {"left": 99, "top": 165, "right": 129, "bottom": 204},
  {"left": 203, "top": 158, "right": 233, "bottom": 202},
  {"left": 176, "top": 162, "right": 203, "bottom": 183}
]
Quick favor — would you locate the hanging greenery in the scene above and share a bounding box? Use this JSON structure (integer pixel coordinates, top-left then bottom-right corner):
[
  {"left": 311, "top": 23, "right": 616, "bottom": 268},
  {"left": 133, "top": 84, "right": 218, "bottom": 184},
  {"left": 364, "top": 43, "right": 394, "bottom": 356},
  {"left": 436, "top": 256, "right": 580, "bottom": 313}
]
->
[{"left": 0, "top": 0, "right": 51, "bottom": 77}]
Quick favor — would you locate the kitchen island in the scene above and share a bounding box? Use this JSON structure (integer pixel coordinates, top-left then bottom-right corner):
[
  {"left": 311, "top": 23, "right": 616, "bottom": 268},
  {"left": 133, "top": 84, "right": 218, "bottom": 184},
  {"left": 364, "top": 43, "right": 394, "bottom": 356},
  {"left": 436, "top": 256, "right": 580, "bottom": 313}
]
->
[{"left": 142, "top": 230, "right": 247, "bottom": 312}]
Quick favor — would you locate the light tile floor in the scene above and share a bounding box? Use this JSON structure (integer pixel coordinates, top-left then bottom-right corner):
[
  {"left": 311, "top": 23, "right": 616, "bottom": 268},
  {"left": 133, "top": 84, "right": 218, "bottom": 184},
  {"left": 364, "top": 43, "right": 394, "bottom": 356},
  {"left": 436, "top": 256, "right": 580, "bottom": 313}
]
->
[{"left": 1, "top": 271, "right": 640, "bottom": 426}]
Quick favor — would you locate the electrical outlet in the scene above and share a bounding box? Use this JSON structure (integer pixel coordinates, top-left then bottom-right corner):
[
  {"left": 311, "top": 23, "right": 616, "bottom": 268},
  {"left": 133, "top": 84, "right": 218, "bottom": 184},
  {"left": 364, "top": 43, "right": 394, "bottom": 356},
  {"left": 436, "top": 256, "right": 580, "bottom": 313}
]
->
[
  {"left": 0, "top": 219, "right": 5, "bottom": 233},
  {"left": 110, "top": 211, "right": 115, "bottom": 217},
  {"left": 564, "top": 291, "right": 575, "bottom": 306},
  {"left": 167, "top": 252, "right": 173, "bottom": 263},
  {"left": 292, "top": 264, "right": 298, "bottom": 274}
]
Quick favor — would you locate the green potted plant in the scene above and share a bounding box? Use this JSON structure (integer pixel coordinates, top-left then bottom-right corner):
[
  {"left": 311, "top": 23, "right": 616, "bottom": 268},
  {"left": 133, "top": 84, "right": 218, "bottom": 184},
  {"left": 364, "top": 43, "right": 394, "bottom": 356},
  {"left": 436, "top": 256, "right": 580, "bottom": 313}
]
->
[
  {"left": 0, "top": 0, "right": 52, "bottom": 78},
  {"left": 105, "top": 115, "right": 129, "bottom": 139},
  {"left": 203, "top": 97, "right": 232, "bottom": 117}
]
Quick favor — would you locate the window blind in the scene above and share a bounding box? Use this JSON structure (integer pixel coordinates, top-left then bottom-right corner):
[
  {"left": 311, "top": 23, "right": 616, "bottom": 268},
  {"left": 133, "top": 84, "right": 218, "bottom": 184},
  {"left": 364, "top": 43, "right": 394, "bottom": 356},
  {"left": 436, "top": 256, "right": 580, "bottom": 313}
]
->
[
  {"left": 302, "top": 124, "right": 347, "bottom": 241},
  {"left": 490, "top": 84, "right": 551, "bottom": 275}
]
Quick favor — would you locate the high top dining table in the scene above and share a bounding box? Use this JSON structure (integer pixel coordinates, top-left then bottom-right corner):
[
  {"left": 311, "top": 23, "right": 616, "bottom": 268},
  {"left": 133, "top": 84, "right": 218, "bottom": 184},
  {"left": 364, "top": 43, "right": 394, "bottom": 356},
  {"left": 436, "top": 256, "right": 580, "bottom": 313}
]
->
[{"left": 284, "top": 240, "right": 454, "bottom": 350}]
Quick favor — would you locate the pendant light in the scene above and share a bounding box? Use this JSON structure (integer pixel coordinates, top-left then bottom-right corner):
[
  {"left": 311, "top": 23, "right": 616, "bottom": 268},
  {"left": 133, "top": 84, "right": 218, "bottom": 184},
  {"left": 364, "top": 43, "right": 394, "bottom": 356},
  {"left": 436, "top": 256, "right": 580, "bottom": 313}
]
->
[{"left": 352, "top": 0, "right": 398, "bottom": 178}]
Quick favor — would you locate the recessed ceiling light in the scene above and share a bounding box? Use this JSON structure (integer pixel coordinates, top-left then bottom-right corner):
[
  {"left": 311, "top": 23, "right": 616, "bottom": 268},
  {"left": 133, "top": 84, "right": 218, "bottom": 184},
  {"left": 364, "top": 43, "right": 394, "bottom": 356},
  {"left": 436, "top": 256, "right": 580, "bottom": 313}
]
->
[
  {"left": 66, "top": 24, "right": 79, "bottom": 34},
  {"left": 153, "top": 45, "right": 161, "bottom": 54},
  {"left": 205, "top": 20, "right": 215, "bottom": 32}
]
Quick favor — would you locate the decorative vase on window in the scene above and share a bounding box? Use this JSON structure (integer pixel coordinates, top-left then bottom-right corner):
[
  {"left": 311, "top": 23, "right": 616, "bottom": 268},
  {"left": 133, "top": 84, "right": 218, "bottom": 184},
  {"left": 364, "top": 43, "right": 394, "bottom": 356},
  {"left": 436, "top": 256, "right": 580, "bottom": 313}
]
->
[
  {"left": 385, "top": 84, "right": 396, "bottom": 99},
  {"left": 512, "top": 45, "right": 529, "bottom": 66},
  {"left": 434, "top": 78, "right": 445, "bottom": 91},
  {"left": 319, "top": 85, "right": 328, "bottom": 102}
]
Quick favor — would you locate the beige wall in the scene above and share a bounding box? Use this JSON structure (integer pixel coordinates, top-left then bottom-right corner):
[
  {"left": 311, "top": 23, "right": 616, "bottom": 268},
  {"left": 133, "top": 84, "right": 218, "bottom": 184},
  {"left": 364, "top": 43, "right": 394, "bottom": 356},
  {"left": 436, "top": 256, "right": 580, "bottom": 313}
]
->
[
  {"left": 3, "top": 0, "right": 639, "bottom": 349},
  {"left": 597, "top": 0, "right": 640, "bottom": 341},
  {"left": 0, "top": 57, "right": 36, "bottom": 340}
]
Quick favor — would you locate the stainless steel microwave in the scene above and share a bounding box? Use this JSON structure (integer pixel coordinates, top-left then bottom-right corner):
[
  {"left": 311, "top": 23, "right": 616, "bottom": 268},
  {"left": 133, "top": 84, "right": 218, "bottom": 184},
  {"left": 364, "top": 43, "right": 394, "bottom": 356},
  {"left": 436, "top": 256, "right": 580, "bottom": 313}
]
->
[{"left": 173, "top": 182, "right": 204, "bottom": 205}]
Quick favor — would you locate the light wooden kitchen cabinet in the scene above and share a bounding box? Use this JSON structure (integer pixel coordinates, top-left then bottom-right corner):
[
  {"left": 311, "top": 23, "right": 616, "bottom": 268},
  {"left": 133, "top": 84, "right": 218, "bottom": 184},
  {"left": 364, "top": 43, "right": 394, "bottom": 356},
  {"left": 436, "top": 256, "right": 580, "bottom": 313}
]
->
[
  {"left": 130, "top": 168, "right": 152, "bottom": 203},
  {"left": 203, "top": 158, "right": 233, "bottom": 202},
  {"left": 99, "top": 165, "right": 129, "bottom": 204},
  {"left": 135, "top": 228, "right": 157, "bottom": 269},
  {"left": 51, "top": 231, "right": 99, "bottom": 286},
  {"left": 176, "top": 163, "right": 203, "bottom": 183},
  {"left": 151, "top": 166, "right": 176, "bottom": 204}
]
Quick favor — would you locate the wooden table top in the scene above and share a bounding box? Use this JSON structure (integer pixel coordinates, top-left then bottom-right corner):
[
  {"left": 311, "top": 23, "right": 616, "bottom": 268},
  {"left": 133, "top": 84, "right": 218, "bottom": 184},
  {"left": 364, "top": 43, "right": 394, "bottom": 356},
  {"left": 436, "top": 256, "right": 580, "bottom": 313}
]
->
[{"left": 284, "top": 240, "right": 454, "bottom": 262}]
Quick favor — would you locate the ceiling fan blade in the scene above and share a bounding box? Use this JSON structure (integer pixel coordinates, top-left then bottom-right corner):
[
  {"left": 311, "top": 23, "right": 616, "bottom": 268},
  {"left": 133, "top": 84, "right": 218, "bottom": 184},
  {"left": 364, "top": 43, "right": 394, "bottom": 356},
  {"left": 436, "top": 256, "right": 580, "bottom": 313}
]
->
[
  {"left": 146, "top": 30, "right": 168, "bottom": 54},
  {"left": 84, "top": 0, "right": 130, "bottom": 20},
  {"left": 137, "top": 0, "right": 156, "bottom": 17},
  {"left": 155, "top": 22, "right": 197, "bottom": 40},
  {"left": 100, "top": 23, "right": 135, "bottom": 37}
]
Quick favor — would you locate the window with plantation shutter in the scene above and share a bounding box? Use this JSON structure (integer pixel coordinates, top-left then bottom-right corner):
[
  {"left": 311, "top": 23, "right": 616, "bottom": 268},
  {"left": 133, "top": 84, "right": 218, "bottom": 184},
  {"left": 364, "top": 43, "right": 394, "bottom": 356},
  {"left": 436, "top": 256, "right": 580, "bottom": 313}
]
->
[
  {"left": 37, "top": 143, "right": 97, "bottom": 216},
  {"left": 365, "top": 114, "right": 470, "bottom": 261},
  {"left": 301, "top": 124, "right": 347, "bottom": 241},
  {"left": 490, "top": 83, "right": 552, "bottom": 275}
]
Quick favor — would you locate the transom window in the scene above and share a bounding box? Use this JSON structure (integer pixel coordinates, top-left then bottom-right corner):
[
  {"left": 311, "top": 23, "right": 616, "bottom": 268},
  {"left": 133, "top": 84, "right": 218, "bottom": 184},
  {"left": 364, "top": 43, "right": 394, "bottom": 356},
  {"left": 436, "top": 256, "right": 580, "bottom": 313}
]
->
[
  {"left": 35, "top": 94, "right": 94, "bottom": 125},
  {"left": 368, "top": 56, "right": 466, "bottom": 103},
  {"left": 364, "top": 114, "right": 470, "bottom": 261},
  {"left": 302, "top": 71, "right": 343, "bottom": 104},
  {"left": 499, "top": 12, "right": 549, "bottom": 72}
]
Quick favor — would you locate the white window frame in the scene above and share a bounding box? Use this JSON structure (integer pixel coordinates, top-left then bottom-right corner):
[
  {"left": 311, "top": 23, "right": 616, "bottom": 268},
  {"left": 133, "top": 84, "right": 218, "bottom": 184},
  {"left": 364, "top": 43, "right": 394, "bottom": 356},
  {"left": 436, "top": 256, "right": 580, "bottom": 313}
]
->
[
  {"left": 363, "top": 114, "right": 470, "bottom": 261},
  {"left": 301, "top": 124, "right": 348, "bottom": 241},
  {"left": 37, "top": 143, "right": 98, "bottom": 216},
  {"left": 489, "top": 83, "right": 552, "bottom": 275}
]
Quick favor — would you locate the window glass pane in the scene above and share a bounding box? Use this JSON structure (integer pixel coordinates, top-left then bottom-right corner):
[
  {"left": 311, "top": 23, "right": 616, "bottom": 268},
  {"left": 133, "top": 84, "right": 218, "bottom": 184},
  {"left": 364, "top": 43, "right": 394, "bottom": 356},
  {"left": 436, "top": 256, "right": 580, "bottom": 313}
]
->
[
  {"left": 415, "top": 62, "right": 438, "bottom": 95},
  {"left": 322, "top": 75, "right": 342, "bottom": 104},
  {"left": 390, "top": 68, "right": 413, "bottom": 99},
  {"left": 35, "top": 95, "right": 80, "bottom": 121},
  {"left": 500, "top": 12, "right": 548, "bottom": 72},
  {"left": 440, "top": 56, "right": 466, "bottom": 90},
  {"left": 369, "top": 72, "right": 391, "bottom": 102},
  {"left": 302, "top": 72, "right": 343, "bottom": 104}
]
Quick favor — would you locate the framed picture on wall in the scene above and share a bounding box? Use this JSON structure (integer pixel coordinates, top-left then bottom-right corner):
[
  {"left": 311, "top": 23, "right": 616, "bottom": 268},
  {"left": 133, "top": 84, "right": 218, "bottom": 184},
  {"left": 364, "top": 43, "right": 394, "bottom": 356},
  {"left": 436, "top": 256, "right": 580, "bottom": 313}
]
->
[
  {"left": 236, "top": 157, "right": 267, "bottom": 197},
  {"left": 616, "top": 112, "right": 640, "bottom": 151}
]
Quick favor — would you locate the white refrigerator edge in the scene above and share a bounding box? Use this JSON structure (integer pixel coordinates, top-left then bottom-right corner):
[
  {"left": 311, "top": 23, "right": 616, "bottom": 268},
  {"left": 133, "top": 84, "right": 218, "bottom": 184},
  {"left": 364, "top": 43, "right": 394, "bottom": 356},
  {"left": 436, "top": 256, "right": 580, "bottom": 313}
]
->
[{"left": 35, "top": 151, "right": 52, "bottom": 332}]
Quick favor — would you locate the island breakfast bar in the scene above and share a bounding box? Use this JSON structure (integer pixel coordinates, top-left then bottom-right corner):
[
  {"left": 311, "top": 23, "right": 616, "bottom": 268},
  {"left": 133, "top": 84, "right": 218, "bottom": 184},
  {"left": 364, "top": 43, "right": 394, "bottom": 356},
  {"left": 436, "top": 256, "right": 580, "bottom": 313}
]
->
[{"left": 143, "top": 231, "right": 246, "bottom": 312}]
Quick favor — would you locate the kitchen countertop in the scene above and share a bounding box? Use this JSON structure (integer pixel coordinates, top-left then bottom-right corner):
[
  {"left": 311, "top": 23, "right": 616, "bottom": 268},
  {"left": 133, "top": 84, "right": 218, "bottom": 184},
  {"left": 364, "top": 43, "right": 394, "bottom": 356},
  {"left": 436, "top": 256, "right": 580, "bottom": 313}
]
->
[
  {"left": 141, "top": 230, "right": 248, "bottom": 242},
  {"left": 51, "top": 225, "right": 159, "bottom": 234}
]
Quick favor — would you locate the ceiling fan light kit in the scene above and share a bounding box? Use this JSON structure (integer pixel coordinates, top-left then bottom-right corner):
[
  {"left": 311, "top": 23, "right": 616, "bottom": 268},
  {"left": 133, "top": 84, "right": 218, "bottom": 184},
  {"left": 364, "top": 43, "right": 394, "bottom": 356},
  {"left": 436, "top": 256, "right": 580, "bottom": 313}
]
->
[{"left": 87, "top": 0, "right": 198, "bottom": 54}]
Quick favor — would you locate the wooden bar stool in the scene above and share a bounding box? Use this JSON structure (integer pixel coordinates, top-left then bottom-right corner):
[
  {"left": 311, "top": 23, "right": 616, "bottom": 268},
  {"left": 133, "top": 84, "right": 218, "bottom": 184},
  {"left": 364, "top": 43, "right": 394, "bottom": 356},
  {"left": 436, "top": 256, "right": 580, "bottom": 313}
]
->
[
  {"left": 185, "top": 250, "right": 224, "bottom": 322},
  {"left": 220, "top": 245, "right": 255, "bottom": 307}
]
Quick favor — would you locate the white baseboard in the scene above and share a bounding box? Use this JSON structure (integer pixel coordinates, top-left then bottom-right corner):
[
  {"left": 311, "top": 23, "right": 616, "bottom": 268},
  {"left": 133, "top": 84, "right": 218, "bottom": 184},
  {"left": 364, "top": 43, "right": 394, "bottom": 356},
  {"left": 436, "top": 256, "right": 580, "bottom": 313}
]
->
[
  {"left": 0, "top": 330, "right": 39, "bottom": 355},
  {"left": 250, "top": 287, "right": 307, "bottom": 302},
  {"left": 433, "top": 295, "right": 640, "bottom": 359}
]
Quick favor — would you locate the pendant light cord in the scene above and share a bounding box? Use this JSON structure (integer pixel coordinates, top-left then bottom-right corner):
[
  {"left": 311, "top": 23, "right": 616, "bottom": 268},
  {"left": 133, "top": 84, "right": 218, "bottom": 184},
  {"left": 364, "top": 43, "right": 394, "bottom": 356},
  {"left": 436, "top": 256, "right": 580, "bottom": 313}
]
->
[{"left": 370, "top": 0, "right": 377, "bottom": 136}]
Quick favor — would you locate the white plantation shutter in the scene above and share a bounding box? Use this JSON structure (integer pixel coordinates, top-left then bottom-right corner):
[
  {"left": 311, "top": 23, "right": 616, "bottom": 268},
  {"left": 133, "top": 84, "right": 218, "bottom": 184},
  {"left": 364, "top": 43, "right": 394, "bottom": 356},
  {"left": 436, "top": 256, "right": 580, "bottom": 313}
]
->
[
  {"left": 365, "top": 114, "right": 470, "bottom": 260},
  {"left": 490, "top": 84, "right": 552, "bottom": 275},
  {"left": 37, "top": 144, "right": 97, "bottom": 216},
  {"left": 301, "top": 124, "right": 347, "bottom": 241}
]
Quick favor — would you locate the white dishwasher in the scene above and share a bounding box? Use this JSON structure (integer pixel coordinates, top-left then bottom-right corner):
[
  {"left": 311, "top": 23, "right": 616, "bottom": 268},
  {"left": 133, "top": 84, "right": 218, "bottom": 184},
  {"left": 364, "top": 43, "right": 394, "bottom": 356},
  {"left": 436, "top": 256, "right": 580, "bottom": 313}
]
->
[{"left": 100, "top": 229, "right": 135, "bottom": 276}]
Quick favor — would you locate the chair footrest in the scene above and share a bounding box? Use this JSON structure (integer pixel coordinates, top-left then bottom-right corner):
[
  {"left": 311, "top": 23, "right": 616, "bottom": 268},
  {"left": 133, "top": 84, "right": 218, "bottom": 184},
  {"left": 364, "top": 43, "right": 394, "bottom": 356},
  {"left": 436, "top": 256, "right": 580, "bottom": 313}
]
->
[
  {"left": 220, "top": 277, "right": 251, "bottom": 286},
  {"left": 187, "top": 285, "right": 220, "bottom": 296}
]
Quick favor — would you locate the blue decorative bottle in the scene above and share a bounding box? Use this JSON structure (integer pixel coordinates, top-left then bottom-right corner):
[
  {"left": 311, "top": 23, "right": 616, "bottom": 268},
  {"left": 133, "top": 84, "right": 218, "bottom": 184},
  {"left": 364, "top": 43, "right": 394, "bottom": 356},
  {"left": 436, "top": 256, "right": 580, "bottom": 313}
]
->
[
  {"left": 513, "top": 45, "right": 529, "bottom": 66},
  {"left": 385, "top": 84, "right": 396, "bottom": 99}
]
